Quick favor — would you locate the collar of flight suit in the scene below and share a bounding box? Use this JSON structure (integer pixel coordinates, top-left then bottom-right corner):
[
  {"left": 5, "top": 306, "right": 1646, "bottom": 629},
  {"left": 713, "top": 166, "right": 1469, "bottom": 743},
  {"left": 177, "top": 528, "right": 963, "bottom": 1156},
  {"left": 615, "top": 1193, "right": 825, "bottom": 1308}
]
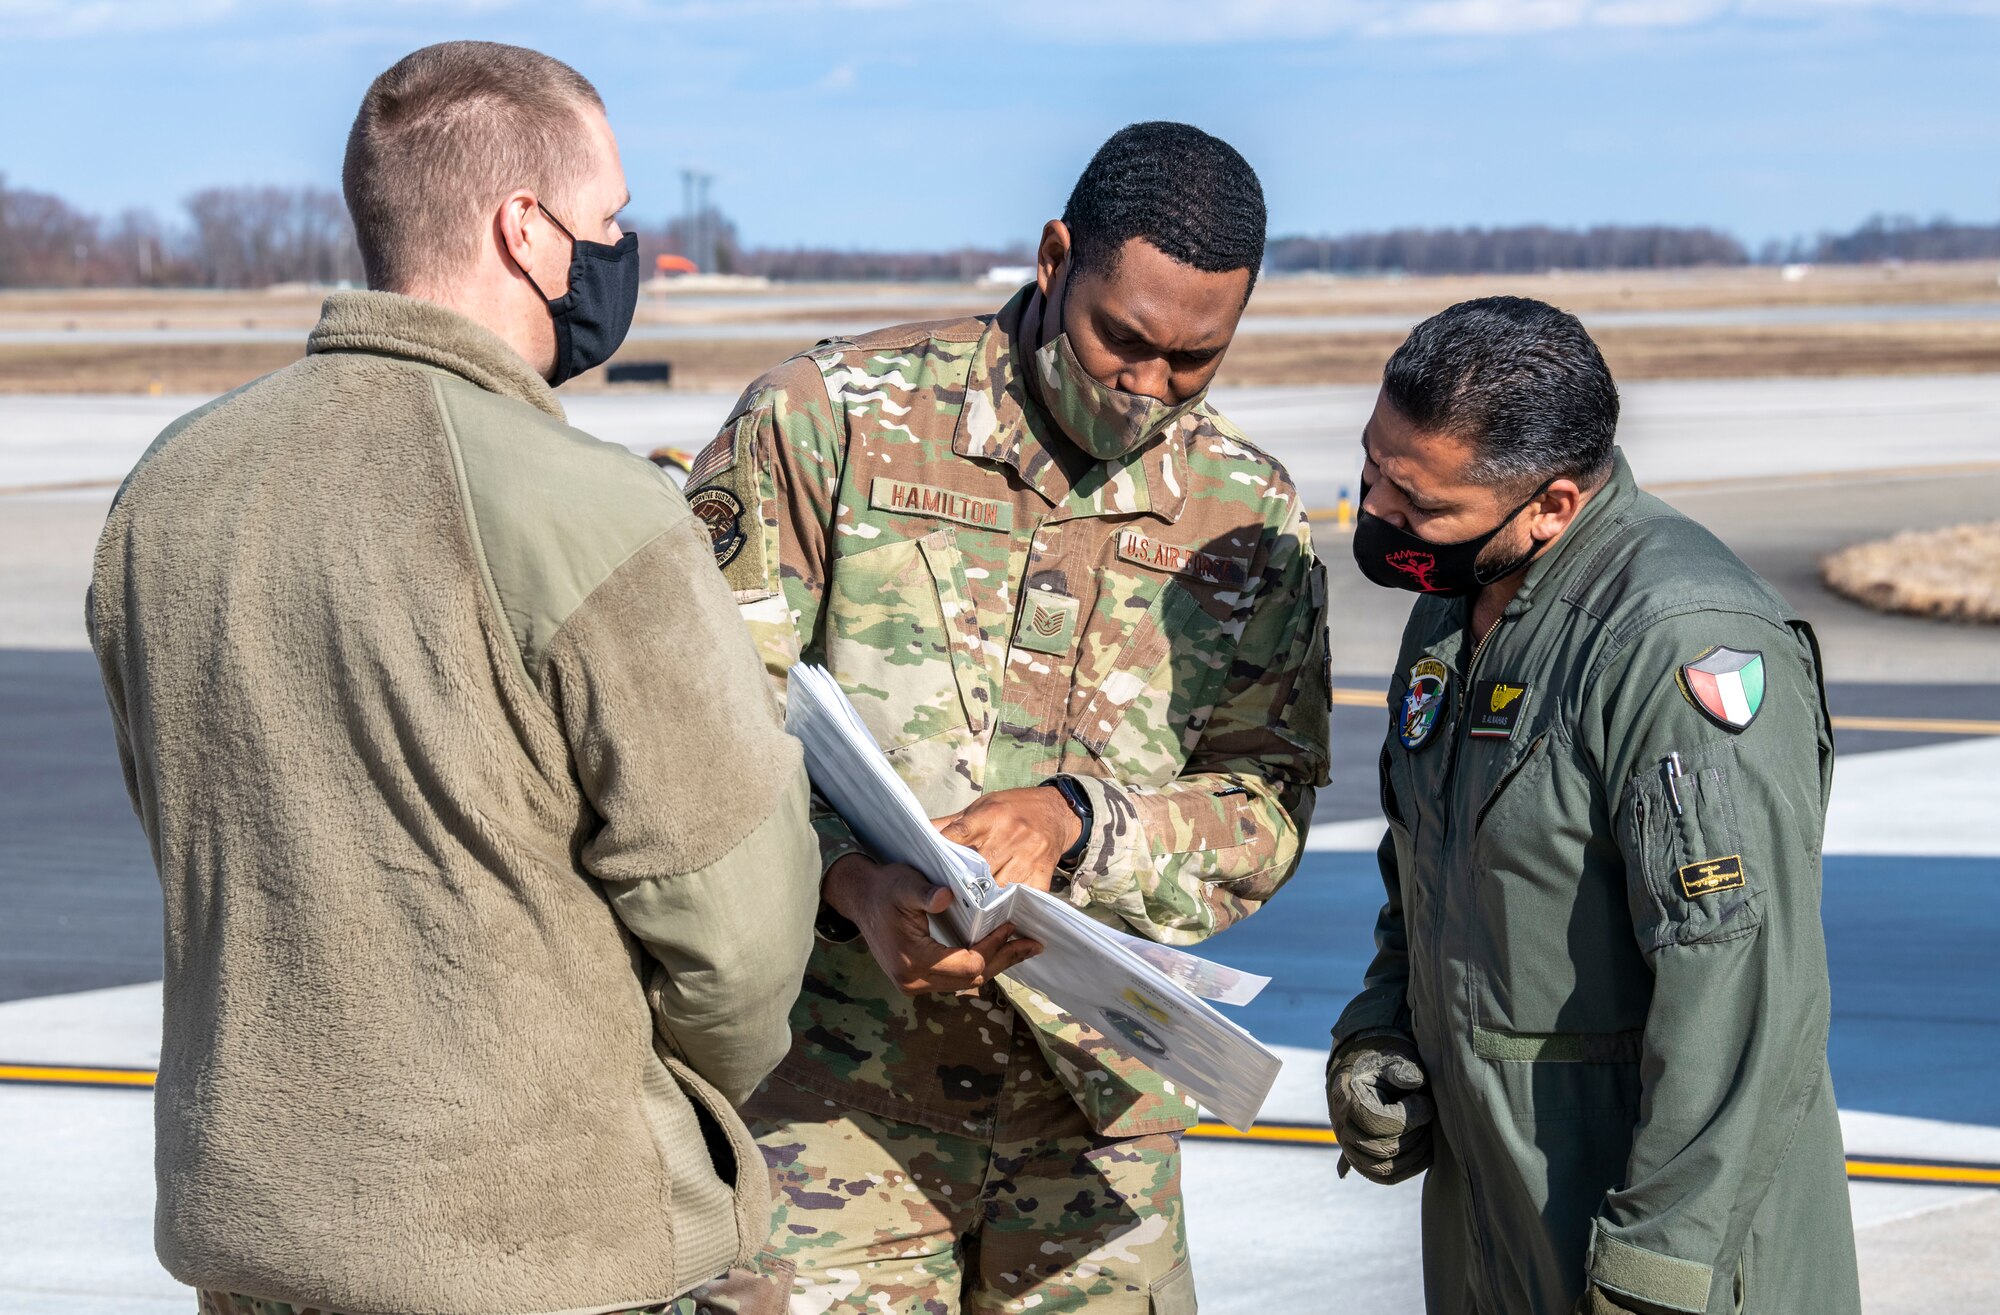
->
[
  {"left": 1493, "top": 447, "right": 1641, "bottom": 622},
  {"left": 307, "top": 290, "right": 567, "bottom": 421},
  {"left": 947, "top": 284, "right": 1193, "bottom": 525}
]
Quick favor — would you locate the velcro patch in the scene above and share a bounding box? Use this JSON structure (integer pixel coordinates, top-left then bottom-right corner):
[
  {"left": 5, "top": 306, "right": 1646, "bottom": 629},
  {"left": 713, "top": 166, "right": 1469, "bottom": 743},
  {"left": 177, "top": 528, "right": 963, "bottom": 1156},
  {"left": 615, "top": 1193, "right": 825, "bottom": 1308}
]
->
[
  {"left": 1468, "top": 680, "right": 1530, "bottom": 740},
  {"left": 1014, "top": 590, "right": 1080, "bottom": 656},
  {"left": 688, "top": 487, "right": 747, "bottom": 568},
  {"left": 1677, "top": 854, "right": 1746, "bottom": 898},
  {"left": 684, "top": 432, "right": 736, "bottom": 489},
  {"left": 1116, "top": 531, "right": 1249, "bottom": 588},
  {"left": 870, "top": 478, "right": 1013, "bottom": 532}
]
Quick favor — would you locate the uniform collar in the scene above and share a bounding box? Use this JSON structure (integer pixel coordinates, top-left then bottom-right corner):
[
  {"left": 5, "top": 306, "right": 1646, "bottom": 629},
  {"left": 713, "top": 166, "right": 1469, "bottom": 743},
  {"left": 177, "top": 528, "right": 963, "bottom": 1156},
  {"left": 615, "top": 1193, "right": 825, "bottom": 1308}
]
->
[
  {"left": 307, "top": 290, "right": 565, "bottom": 421},
  {"left": 1500, "top": 448, "right": 1639, "bottom": 617},
  {"left": 950, "top": 285, "right": 1191, "bottom": 523}
]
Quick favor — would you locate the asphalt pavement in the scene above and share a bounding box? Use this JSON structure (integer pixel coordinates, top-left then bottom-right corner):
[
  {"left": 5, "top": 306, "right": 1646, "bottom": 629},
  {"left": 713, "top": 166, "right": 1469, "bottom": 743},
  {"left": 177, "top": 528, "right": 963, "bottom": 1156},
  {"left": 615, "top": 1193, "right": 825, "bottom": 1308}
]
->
[{"left": 3, "top": 378, "right": 1997, "bottom": 1313}]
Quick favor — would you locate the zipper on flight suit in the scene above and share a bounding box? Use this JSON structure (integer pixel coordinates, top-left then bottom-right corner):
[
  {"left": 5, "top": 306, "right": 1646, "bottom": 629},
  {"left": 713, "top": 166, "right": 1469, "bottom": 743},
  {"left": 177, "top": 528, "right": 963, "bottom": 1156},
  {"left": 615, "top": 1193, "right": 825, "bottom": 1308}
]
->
[{"left": 1427, "top": 609, "right": 1514, "bottom": 1308}]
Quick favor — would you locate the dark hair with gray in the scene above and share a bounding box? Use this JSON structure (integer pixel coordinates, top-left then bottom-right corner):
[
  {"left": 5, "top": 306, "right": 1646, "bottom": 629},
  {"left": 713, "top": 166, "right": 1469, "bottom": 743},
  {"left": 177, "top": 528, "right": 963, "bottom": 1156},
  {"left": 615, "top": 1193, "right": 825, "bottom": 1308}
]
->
[
  {"left": 343, "top": 41, "right": 602, "bottom": 293},
  {"left": 1062, "top": 121, "right": 1267, "bottom": 292},
  {"left": 1382, "top": 296, "right": 1619, "bottom": 489}
]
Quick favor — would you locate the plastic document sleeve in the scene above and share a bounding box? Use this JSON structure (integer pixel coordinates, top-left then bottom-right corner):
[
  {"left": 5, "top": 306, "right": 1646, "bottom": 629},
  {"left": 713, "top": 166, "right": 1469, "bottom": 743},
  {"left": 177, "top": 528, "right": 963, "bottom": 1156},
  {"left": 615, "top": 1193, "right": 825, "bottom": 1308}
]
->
[{"left": 784, "top": 663, "right": 1282, "bottom": 1130}]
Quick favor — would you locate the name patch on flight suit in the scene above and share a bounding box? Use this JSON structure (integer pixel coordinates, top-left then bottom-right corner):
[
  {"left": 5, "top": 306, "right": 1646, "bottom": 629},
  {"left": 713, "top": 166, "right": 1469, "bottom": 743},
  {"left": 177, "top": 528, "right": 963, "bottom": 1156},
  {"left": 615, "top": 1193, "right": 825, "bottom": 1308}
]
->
[
  {"left": 1015, "top": 590, "right": 1080, "bottom": 656},
  {"left": 1468, "top": 680, "right": 1530, "bottom": 740},
  {"left": 870, "top": 478, "right": 1014, "bottom": 531},
  {"left": 1677, "top": 853, "right": 1746, "bottom": 898},
  {"left": 1115, "top": 532, "right": 1249, "bottom": 588}
]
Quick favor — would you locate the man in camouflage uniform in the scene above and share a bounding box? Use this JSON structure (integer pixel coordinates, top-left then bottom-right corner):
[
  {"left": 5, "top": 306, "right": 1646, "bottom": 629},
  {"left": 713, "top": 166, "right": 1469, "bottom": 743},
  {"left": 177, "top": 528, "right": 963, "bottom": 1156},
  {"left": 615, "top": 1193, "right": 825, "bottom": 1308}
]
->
[{"left": 683, "top": 123, "right": 1330, "bottom": 1313}]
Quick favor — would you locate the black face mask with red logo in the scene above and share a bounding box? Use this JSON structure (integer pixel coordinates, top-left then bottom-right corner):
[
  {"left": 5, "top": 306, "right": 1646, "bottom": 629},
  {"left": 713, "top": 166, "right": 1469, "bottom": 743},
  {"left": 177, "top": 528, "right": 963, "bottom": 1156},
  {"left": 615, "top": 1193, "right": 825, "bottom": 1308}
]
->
[{"left": 1351, "top": 479, "right": 1552, "bottom": 598}]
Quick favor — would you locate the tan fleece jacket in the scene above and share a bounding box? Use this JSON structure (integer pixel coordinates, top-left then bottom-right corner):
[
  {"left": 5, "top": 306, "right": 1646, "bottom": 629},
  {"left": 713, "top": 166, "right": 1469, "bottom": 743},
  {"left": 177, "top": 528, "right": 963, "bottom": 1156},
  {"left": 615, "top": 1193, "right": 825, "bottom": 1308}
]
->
[{"left": 86, "top": 291, "right": 818, "bottom": 1315}]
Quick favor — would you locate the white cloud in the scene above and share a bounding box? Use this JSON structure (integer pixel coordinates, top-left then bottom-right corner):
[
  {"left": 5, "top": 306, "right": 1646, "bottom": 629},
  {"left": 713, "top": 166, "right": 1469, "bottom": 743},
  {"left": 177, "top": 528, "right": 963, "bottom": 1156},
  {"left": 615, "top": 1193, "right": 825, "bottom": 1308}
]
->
[
  {"left": 982, "top": 0, "right": 2000, "bottom": 41},
  {"left": 815, "top": 62, "right": 860, "bottom": 91},
  {"left": 4, "top": 0, "right": 1995, "bottom": 43},
  {"left": 0, "top": 0, "right": 240, "bottom": 39}
]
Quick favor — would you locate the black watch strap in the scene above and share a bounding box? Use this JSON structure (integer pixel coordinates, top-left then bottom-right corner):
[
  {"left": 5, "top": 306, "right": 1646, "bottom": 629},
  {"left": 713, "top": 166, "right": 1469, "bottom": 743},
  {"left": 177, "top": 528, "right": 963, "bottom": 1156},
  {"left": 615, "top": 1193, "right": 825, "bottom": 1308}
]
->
[
  {"left": 814, "top": 898, "right": 861, "bottom": 944},
  {"left": 1048, "top": 775, "right": 1093, "bottom": 873}
]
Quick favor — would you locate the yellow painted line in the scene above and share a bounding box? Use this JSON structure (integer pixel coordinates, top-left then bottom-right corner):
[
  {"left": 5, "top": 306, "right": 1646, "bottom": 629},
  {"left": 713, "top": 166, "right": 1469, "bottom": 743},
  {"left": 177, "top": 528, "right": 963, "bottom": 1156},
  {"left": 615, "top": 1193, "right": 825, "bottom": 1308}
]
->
[
  {"left": 1845, "top": 1159, "right": 2000, "bottom": 1187},
  {"left": 1330, "top": 689, "right": 2000, "bottom": 737},
  {"left": 1184, "top": 1121, "right": 2000, "bottom": 1188},
  {"left": 0, "top": 1062, "right": 155, "bottom": 1087},
  {"left": 0, "top": 477, "right": 121, "bottom": 497},
  {"left": 1830, "top": 715, "right": 2000, "bottom": 737},
  {"left": 1190, "top": 1121, "right": 1342, "bottom": 1145},
  {"left": 7, "top": 1065, "right": 1995, "bottom": 1188}
]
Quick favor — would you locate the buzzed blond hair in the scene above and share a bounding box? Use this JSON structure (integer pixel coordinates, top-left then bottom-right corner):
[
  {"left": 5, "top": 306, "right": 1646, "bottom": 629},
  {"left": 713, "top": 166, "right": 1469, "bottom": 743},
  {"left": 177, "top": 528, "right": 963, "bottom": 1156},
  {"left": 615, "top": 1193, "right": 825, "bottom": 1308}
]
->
[{"left": 343, "top": 41, "right": 602, "bottom": 292}]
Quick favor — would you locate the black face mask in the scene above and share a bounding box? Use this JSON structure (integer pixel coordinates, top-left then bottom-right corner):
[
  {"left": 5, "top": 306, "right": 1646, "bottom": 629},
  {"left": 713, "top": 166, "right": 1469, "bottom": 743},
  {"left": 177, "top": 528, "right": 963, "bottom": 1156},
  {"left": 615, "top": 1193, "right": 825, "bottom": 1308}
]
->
[
  {"left": 520, "top": 207, "right": 640, "bottom": 386},
  {"left": 1352, "top": 479, "right": 1552, "bottom": 598}
]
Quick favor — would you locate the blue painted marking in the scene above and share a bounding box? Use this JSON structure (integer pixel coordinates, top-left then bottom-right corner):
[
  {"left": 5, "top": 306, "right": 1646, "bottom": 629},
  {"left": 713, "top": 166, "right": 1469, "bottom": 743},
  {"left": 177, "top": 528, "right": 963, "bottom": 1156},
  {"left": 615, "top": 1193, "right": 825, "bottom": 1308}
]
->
[{"left": 1206, "top": 851, "right": 2000, "bottom": 1128}]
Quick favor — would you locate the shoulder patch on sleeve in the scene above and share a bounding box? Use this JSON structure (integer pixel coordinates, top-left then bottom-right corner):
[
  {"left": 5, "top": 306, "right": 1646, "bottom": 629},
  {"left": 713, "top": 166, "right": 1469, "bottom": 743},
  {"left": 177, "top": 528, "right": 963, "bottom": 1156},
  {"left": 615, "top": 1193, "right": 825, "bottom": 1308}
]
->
[{"left": 1677, "top": 645, "right": 1766, "bottom": 731}]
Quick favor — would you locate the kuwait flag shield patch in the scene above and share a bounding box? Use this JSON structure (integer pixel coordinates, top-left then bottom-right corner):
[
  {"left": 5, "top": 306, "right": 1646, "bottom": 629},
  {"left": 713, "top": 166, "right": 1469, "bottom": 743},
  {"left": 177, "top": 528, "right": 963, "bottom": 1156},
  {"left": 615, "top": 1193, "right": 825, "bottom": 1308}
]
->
[{"left": 1679, "top": 646, "right": 1766, "bottom": 730}]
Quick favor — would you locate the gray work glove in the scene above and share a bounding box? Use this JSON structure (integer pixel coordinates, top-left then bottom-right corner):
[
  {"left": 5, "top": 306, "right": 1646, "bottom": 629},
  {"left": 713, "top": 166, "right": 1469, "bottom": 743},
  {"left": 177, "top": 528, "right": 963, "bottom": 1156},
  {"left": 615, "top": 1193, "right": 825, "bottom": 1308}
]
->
[{"left": 1326, "top": 1031, "right": 1435, "bottom": 1185}]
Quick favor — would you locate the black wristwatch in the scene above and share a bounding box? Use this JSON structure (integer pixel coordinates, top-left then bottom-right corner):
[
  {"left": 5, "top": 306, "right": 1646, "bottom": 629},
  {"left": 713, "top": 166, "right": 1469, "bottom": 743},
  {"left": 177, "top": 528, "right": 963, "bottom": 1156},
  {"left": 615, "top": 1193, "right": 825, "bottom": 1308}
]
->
[{"left": 1046, "top": 775, "right": 1094, "bottom": 873}]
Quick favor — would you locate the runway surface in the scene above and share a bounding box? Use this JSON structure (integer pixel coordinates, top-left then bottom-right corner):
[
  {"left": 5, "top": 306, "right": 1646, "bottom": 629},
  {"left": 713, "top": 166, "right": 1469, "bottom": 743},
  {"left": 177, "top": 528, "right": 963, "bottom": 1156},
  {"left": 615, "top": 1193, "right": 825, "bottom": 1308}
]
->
[
  {"left": 3, "top": 376, "right": 1997, "bottom": 1312},
  {"left": 5, "top": 297, "right": 1997, "bottom": 347}
]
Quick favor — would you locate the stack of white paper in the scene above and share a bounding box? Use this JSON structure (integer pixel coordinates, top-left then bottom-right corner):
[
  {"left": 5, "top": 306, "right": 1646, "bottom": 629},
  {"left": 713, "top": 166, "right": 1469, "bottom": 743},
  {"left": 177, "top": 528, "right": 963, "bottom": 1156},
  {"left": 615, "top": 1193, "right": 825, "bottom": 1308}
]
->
[{"left": 785, "top": 663, "right": 1284, "bottom": 1130}]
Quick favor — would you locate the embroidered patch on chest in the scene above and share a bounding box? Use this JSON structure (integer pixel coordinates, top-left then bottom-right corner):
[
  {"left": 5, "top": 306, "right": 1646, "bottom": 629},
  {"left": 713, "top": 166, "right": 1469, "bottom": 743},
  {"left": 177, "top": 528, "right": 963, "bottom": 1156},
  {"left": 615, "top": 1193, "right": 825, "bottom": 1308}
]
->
[
  {"left": 687, "top": 487, "right": 747, "bottom": 568},
  {"left": 1677, "top": 854, "right": 1746, "bottom": 898},
  {"left": 1400, "top": 657, "right": 1450, "bottom": 751},
  {"left": 1014, "top": 590, "right": 1080, "bottom": 656},
  {"left": 870, "top": 477, "right": 1013, "bottom": 531},
  {"left": 1468, "top": 680, "right": 1530, "bottom": 740},
  {"left": 1115, "top": 531, "right": 1249, "bottom": 588}
]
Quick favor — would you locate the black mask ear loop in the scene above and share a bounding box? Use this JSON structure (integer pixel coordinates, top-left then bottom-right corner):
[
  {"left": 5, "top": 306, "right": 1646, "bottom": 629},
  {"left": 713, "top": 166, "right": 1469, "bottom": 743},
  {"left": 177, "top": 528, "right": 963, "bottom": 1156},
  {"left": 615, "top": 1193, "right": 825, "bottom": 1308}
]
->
[
  {"left": 514, "top": 203, "right": 574, "bottom": 304},
  {"left": 1471, "top": 478, "right": 1557, "bottom": 586}
]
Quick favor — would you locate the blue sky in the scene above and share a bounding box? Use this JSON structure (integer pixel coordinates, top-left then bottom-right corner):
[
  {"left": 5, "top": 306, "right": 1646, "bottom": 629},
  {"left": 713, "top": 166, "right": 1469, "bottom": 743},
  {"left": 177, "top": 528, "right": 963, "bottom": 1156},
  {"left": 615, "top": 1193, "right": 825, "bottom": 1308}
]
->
[{"left": 1, "top": 0, "right": 1996, "bottom": 250}]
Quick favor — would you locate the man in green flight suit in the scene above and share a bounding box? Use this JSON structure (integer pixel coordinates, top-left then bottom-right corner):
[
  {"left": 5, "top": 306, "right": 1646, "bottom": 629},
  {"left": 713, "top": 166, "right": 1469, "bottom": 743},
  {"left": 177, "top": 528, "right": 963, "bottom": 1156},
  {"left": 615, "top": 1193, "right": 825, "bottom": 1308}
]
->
[
  {"left": 1327, "top": 296, "right": 1861, "bottom": 1315},
  {"left": 682, "top": 122, "right": 1331, "bottom": 1313}
]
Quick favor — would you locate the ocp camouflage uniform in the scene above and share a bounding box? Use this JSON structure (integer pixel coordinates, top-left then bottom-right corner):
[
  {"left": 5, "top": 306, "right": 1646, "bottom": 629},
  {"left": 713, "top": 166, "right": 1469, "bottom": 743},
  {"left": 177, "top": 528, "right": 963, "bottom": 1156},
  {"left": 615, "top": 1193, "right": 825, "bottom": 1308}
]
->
[{"left": 684, "top": 286, "right": 1331, "bottom": 1313}]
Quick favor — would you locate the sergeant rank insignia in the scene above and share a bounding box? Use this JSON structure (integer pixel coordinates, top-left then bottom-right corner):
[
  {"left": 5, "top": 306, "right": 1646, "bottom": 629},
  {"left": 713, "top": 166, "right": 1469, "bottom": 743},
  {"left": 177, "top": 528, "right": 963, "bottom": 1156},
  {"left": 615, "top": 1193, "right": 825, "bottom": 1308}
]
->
[
  {"left": 1399, "top": 657, "right": 1449, "bottom": 750},
  {"left": 1678, "top": 645, "right": 1765, "bottom": 730}
]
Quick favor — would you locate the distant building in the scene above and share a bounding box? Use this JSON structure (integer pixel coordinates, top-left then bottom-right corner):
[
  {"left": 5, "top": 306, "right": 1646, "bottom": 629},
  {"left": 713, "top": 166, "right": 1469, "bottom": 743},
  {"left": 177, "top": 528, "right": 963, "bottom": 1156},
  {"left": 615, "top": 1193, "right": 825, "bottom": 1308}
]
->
[{"left": 979, "top": 264, "right": 1036, "bottom": 287}]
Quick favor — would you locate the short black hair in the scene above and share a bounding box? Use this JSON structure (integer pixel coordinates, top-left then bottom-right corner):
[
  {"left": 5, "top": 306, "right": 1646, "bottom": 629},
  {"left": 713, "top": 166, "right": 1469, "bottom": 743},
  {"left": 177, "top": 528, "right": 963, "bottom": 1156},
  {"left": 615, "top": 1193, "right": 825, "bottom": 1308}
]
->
[
  {"left": 1382, "top": 296, "right": 1618, "bottom": 489},
  {"left": 1062, "top": 121, "right": 1266, "bottom": 289}
]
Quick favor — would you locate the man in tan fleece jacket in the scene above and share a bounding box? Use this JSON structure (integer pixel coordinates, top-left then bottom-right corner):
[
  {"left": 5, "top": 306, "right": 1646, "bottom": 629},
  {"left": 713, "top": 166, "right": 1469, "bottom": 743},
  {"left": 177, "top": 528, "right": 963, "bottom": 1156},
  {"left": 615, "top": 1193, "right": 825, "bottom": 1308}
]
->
[{"left": 87, "top": 42, "right": 817, "bottom": 1315}]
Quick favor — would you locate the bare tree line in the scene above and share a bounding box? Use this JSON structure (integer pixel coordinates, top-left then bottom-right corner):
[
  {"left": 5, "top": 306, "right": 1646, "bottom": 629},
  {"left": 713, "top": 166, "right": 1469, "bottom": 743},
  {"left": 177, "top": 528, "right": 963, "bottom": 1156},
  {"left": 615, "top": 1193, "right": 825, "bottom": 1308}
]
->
[
  {"left": 1762, "top": 215, "right": 2000, "bottom": 265},
  {"left": 3, "top": 173, "right": 1994, "bottom": 288},
  {"left": 1265, "top": 224, "right": 1750, "bottom": 275},
  {"left": 0, "top": 176, "right": 360, "bottom": 288}
]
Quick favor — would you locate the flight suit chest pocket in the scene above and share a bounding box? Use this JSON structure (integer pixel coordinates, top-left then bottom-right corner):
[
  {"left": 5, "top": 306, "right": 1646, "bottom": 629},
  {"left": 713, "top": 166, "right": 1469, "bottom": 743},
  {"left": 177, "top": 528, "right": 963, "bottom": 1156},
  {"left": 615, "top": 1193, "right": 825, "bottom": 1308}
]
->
[
  {"left": 823, "top": 529, "right": 990, "bottom": 752},
  {"left": 1619, "top": 741, "right": 1764, "bottom": 951}
]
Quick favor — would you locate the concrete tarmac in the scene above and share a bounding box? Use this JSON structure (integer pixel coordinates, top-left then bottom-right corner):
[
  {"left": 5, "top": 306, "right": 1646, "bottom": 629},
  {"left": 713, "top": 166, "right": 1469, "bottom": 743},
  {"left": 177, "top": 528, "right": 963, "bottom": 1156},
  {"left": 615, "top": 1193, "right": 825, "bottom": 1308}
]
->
[{"left": 3, "top": 377, "right": 1997, "bottom": 1312}]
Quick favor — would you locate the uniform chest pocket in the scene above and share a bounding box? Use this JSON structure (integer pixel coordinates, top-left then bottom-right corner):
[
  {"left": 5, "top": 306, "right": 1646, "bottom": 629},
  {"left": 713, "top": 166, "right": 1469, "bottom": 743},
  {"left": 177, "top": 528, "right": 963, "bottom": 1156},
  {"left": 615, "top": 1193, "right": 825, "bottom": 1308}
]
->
[
  {"left": 1619, "top": 740, "right": 1764, "bottom": 951},
  {"left": 823, "top": 529, "right": 989, "bottom": 753},
  {"left": 1068, "top": 581, "right": 1209, "bottom": 774}
]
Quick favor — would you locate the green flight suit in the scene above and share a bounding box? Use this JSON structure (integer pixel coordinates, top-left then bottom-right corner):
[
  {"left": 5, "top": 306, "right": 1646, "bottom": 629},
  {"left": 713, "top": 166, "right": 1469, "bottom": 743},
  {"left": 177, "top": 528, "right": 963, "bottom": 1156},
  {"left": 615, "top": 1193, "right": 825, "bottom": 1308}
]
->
[{"left": 1333, "top": 451, "right": 1862, "bottom": 1315}]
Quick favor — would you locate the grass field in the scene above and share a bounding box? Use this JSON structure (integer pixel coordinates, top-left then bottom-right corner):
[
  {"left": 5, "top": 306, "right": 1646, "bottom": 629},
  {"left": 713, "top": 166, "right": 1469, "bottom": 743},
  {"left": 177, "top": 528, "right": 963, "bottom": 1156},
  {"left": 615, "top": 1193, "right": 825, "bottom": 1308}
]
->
[{"left": 4, "top": 262, "right": 1997, "bottom": 393}]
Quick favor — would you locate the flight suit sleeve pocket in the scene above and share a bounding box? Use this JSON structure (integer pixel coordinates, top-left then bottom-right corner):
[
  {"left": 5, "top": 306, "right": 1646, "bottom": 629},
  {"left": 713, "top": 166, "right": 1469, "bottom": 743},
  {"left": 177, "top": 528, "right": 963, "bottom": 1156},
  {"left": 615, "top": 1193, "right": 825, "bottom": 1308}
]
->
[{"left": 1618, "top": 741, "right": 1764, "bottom": 952}]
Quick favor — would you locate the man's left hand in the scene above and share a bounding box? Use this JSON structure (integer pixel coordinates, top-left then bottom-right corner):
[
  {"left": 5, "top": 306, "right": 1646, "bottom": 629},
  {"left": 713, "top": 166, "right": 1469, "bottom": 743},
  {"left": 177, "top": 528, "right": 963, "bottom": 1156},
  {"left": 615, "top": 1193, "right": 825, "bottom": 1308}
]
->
[{"left": 935, "top": 786, "right": 1082, "bottom": 892}]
